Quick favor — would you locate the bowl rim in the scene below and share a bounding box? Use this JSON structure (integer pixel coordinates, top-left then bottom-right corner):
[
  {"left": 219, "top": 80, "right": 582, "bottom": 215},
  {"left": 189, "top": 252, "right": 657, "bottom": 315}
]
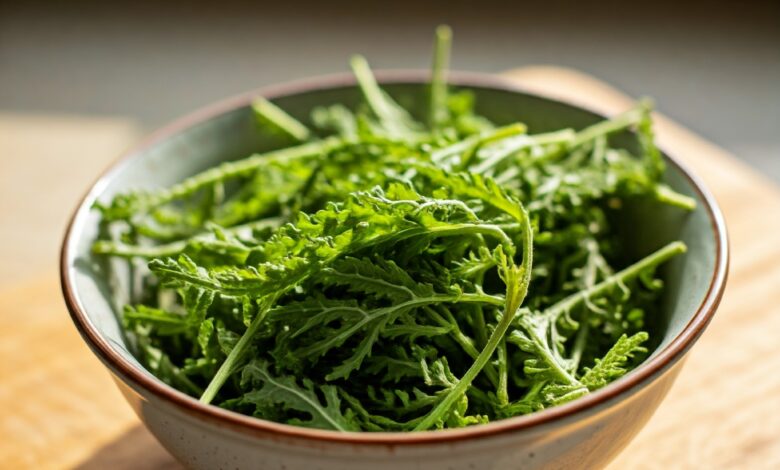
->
[{"left": 60, "top": 69, "right": 729, "bottom": 445}]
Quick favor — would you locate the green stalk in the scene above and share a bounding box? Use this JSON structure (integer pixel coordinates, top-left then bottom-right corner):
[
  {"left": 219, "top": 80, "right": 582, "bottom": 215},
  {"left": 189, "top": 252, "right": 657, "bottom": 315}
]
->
[
  {"left": 497, "top": 339, "right": 509, "bottom": 405},
  {"left": 413, "top": 276, "right": 529, "bottom": 430},
  {"left": 655, "top": 184, "right": 697, "bottom": 210},
  {"left": 471, "top": 129, "right": 575, "bottom": 174},
  {"left": 471, "top": 272, "right": 489, "bottom": 348},
  {"left": 427, "top": 223, "right": 514, "bottom": 249},
  {"left": 93, "top": 216, "right": 284, "bottom": 259},
  {"left": 431, "top": 123, "right": 527, "bottom": 164},
  {"left": 99, "top": 138, "right": 341, "bottom": 221},
  {"left": 414, "top": 204, "right": 533, "bottom": 431},
  {"left": 350, "top": 55, "right": 389, "bottom": 120},
  {"left": 424, "top": 306, "right": 499, "bottom": 387},
  {"left": 543, "top": 241, "right": 687, "bottom": 321},
  {"left": 569, "top": 318, "right": 590, "bottom": 373},
  {"left": 457, "top": 124, "right": 530, "bottom": 170},
  {"left": 572, "top": 106, "right": 643, "bottom": 147},
  {"left": 200, "top": 299, "right": 273, "bottom": 404},
  {"left": 252, "top": 97, "right": 311, "bottom": 142},
  {"left": 350, "top": 55, "right": 417, "bottom": 138},
  {"left": 428, "top": 25, "right": 452, "bottom": 130}
]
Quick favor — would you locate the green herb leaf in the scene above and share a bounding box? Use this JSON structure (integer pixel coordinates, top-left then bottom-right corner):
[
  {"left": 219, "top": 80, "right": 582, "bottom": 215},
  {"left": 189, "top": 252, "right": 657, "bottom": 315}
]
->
[
  {"left": 240, "top": 360, "right": 359, "bottom": 431},
  {"left": 96, "top": 26, "right": 693, "bottom": 432}
]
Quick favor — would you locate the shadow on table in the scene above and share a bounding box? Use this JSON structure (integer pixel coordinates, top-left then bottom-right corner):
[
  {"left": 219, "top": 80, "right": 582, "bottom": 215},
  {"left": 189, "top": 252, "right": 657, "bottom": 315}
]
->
[{"left": 73, "top": 425, "right": 181, "bottom": 470}]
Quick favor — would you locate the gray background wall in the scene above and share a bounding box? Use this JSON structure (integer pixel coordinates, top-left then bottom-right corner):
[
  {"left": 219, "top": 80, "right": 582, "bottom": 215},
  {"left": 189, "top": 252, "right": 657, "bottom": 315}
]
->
[{"left": 1, "top": 0, "right": 778, "bottom": 179}]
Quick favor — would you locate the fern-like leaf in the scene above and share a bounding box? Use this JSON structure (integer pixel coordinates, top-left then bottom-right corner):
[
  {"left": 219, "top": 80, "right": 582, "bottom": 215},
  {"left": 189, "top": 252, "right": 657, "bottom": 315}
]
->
[
  {"left": 240, "top": 360, "right": 359, "bottom": 431},
  {"left": 580, "top": 332, "right": 649, "bottom": 390}
]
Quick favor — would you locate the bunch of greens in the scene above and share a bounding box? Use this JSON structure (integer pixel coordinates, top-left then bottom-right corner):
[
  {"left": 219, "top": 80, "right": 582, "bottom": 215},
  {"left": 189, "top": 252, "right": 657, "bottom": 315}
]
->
[{"left": 93, "top": 27, "right": 694, "bottom": 432}]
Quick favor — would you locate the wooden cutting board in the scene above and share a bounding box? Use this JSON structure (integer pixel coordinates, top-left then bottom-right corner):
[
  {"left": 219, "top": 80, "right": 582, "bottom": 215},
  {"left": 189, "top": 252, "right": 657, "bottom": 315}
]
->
[{"left": 1, "top": 68, "right": 778, "bottom": 469}]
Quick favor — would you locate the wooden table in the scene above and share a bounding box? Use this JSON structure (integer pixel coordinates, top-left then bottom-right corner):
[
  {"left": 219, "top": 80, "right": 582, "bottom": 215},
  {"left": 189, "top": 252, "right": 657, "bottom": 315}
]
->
[{"left": 1, "top": 68, "right": 778, "bottom": 469}]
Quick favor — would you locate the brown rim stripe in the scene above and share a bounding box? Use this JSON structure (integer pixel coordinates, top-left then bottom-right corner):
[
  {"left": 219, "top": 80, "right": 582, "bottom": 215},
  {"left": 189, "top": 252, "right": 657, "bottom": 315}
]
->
[{"left": 60, "top": 70, "right": 729, "bottom": 446}]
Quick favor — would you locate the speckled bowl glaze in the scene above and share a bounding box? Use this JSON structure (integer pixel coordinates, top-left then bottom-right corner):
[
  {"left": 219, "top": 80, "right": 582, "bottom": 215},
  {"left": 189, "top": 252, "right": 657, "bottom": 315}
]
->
[{"left": 61, "top": 71, "right": 728, "bottom": 470}]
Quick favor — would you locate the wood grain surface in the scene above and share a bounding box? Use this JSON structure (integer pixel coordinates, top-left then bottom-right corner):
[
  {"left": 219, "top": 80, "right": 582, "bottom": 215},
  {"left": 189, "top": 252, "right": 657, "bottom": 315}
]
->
[
  {"left": 1, "top": 68, "right": 778, "bottom": 469},
  {"left": 0, "top": 113, "right": 139, "bottom": 285}
]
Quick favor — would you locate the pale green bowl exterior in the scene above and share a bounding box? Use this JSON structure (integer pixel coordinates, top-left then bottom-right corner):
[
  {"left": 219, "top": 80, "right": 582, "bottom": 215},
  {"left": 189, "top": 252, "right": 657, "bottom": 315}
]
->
[{"left": 62, "top": 71, "right": 728, "bottom": 469}]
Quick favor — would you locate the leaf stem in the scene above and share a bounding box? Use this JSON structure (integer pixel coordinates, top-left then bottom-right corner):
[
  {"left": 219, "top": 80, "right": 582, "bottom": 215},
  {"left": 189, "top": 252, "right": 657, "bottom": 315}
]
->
[
  {"left": 497, "top": 338, "right": 509, "bottom": 405},
  {"left": 414, "top": 204, "right": 532, "bottom": 431},
  {"left": 471, "top": 272, "right": 489, "bottom": 348},
  {"left": 431, "top": 123, "right": 527, "bottom": 164},
  {"left": 200, "top": 299, "right": 273, "bottom": 404},
  {"left": 413, "top": 285, "right": 526, "bottom": 430},
  {"left": 543, "top": 241, "right": 687, "bottom": 321},
  {"left": 93, "top": 216, "right": 284, "bottom": 259},
  {"left": 569, "top": 317, "right": 590, "bottom": 373},
  {"left": 427, "top": 223, "right": 514, "bottom": 249},
  {"left": 424, "top": 306, "right": 499, "bottom": 387},
  {"left": 572, "top": 106, "right": 643, "bottom": 148},
  {"left": 252, "top": 97, "right": 311, "bottom": 142},
  {"left": 518, "top": 315, "right": 581, "bottom": 386},
  {"left": 350, "top": 55, "right": 417, "bottom": 138},
  {"left": 98, "top": 138, "right": 341, "bottom": 221},
  {"left": 428, "top": 25, "right": 452, "bottom": 130},
  {"left": 471, "top": 129, "right": 576, "bottom": 174},
  {"left": 655, "top": 184, "right": 697, "bottom": 211}
]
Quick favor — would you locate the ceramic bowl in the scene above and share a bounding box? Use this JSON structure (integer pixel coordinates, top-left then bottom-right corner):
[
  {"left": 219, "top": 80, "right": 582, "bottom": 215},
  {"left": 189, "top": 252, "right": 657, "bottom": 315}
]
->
[{"left": 61, "top": 71, "right": 728, "bottom": 470}]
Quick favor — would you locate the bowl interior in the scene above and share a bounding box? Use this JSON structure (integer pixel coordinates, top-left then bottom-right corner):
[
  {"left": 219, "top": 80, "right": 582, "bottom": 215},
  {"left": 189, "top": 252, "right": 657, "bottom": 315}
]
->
[{"left": 65, "top": 79, "right": 718, "bottom": 396}]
